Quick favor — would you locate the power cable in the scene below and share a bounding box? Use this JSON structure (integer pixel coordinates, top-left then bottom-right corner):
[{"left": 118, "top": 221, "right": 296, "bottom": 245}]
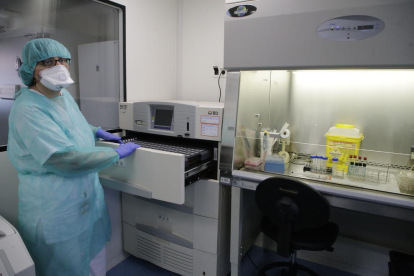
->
[{"left": 218, "top": 71, "right": 223, "bottom": 102}]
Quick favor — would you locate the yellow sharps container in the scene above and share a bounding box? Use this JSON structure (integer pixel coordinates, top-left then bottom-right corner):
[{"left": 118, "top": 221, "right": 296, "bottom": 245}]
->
[{"left": 325, "top": 124, "right": 364, "bottom": 172}]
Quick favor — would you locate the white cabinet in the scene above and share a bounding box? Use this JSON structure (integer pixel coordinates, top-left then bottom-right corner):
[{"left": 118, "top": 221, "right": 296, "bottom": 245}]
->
[{"left": 122, "top": 180, "right": 231, "bottom": 276}]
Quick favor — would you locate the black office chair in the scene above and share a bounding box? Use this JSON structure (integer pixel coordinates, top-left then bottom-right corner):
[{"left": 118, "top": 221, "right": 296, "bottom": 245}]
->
[{"left": 255, "top": 176, "right": 339, "bottom": 276}]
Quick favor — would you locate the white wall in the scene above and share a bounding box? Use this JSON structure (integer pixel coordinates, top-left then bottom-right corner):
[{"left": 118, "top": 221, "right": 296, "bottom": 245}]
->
[
  {"left": 179, "top": 0, "right": 226, "bottom": 102},
  {"left": 110, "top": 0, "right": 179, "bottom": 102},
  {"left": 106, "top": 0, "right": 180, "bottom": 269},
  {"left": 110, "top": 0, "right": 226, "bottom": 102}
]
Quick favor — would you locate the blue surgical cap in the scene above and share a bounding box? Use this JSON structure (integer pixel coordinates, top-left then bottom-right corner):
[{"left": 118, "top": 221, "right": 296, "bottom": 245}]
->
[{"left": 19, "top": 38, "right": 71, "bottom": 86}]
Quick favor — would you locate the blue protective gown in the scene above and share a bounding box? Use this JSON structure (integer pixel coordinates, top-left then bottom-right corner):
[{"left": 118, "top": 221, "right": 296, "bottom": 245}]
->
[{"left": 7, "top": 87, "right": 119, "bottom": 276}]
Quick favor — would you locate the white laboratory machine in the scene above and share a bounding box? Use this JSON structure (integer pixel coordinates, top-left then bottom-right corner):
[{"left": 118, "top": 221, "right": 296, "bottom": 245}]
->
[
  {"left": 98, "top": 101, "right": 231, "bottom": 276},
  {"left": 0, "top": 216, "right": 35, "bottom": 276}
]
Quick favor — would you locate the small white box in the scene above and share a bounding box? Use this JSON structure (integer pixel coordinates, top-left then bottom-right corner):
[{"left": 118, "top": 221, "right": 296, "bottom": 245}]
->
[{"left": 0, "top": 85, "right": 20, "bottom": 100}]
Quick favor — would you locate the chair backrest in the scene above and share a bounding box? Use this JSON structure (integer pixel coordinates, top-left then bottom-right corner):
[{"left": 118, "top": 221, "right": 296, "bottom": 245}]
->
[{"left": 255, "top": 176, "right": 330, "bottom": 231}]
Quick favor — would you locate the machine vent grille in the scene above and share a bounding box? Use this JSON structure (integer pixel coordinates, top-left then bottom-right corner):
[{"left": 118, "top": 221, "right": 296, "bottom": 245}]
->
[
  {"left": 133, "top": 232, "right": 194, "bottom": 275},
  {"left": 135, "top": 235, "right": 162, "bottom": 262},
  {"left": 163, "top": 247, "right": 193, "bottom": 275}
]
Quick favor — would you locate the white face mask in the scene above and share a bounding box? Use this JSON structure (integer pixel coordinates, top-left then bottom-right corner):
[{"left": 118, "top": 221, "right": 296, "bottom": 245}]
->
[{"left": 39, "top": 65, "right": 74, "bottom": 91}]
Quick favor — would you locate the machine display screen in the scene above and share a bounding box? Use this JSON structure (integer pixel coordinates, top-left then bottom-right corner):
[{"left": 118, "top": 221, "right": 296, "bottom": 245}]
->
[
  {"left": 357, "top": 25, "right": 374, "bottom": 30},
  {"left": 154, "top": 109, "right": 173, "bottom": 126}
]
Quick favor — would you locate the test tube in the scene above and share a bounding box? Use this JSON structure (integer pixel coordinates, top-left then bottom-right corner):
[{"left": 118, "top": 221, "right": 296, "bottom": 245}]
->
[
  {"left": 362, "top": 157, "right": 367, "bottom": 180},
  {"left": 310, "top": 155, "right": 317, "bottom": 172},
  {"left": 347, "top": 155, "right": 353, "bottom": 175},
  {"left": 316, "top": 156, "right": 322, "bottom": 173},
  {"left": 357, "top": 156, "right": 362, "bottom": 179},
  {"left": 321, "top": 157, "right": 328, "bottom": 174},
  {"left": 351, "top": 155, "right": 357, "bottom": 178},
  {"left": 332, "top": 158, "right": 339, "bottom": 176}
]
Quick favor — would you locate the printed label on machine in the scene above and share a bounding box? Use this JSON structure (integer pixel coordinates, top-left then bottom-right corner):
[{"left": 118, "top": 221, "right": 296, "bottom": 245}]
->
[
  {"left": 220, "top": 177, "right": 231, "bottom": 184},
  {"left": 201, "top": 115, "right": 220, "bottom": 125},
  {"left": 201, "top": 124, "right": 219, "bottom": 137}
]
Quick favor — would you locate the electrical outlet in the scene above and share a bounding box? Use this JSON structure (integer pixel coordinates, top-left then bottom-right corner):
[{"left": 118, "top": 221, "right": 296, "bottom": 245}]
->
[{"left": 213, "top": 68, "right": 227, "bottom": 78}]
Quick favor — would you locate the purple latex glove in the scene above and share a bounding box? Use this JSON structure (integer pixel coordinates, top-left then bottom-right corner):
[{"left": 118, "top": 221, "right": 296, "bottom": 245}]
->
[
  {"left": 114, "top": 143, "right": 140, "bottom": 159},
  {"left": 96, "top": 128, "right": 123, "bottom": 144}
]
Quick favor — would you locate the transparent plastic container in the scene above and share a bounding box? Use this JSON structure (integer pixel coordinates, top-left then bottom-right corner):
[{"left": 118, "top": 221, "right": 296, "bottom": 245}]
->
[
  {"left": 264, "top": 155, "right": 285, "bottom": 174},
  {"left": 245, "top": 157, "right": 263, "bottom": 171},
  {"left": 321, "top": 157, "right": 328, "bottom": 174},
  {"left": 396, "top": 169, "right": 414, "bottom": 195},
  {"left": 310, "top": 155, "right": 317, "bottom": 172},
  {"left": 325, "top": 124, "right": 364, "bottom": 172},
  {"left": 331, "top": 157, "right": 344, "bottom": 178},
  {"left": 316, "top": 156, "right": 322, "bottom": 173},
  {"left": 332, "top": 158, "right": 339, "bottom": 173}
]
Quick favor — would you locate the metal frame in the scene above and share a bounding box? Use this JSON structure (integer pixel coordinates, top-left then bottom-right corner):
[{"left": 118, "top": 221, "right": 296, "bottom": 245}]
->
[{"left": 219, "top": 72, "right": 240, "bottom": 184}]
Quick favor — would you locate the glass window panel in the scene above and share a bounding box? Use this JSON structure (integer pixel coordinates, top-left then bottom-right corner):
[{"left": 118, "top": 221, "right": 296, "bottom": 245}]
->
[
  {"left": 0, "top": 0, "right": 124, "bottom": 146},
  {"left": 235, "top": 69, "right": 414, "bottom": 198},
  {"left": 0, "top": 36, "right": 27, "bottom": 145},
  {"left": 235, "top": 71, "right": 271, "bottom": 168}
]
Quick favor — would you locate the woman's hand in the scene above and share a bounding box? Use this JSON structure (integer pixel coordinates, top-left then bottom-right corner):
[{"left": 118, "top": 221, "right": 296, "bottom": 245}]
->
[
  {"left": 114, "top": 143, "right": 140, "bottom": 159},
  {"left": 96, "top": 129, "right": 123, "bottom": 144}
]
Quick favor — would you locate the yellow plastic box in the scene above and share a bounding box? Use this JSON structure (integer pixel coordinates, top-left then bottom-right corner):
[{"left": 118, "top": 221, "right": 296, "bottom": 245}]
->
[{"left": 325, "top": 124, "right": 364, "bottom": 172}]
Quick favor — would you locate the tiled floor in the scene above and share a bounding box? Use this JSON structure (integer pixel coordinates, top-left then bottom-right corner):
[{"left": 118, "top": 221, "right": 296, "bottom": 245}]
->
[{"left": 107, "top": 246, "right": 359, "bottom": 276}]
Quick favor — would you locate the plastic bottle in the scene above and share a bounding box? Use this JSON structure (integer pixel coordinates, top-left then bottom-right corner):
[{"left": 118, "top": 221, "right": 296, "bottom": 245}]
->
[
  {"left": 310, "top": 155, "right": 317, "bottom": 172},
  {"left": 316, "top": 156, "right": 322, "bottom": 173},
  {"left": 332, "top": 158, "right": 339, "bottom": 176},
  {"left": 321, "top": 157, "right": 328, "bottom": 174}
]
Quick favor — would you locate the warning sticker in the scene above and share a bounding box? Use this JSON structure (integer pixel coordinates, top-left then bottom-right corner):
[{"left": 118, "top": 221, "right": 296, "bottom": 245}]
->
[
  {"left": 202, "top": 124, "right": 218, "bottom": 137},
  {"left": 201, "top": 116, "right": 220, "bottom": 125},
  {"left": 328, "top": 140, "right": 357, "bottom": 149},
  {"left": 329, "top": 148, "right": 343, "bottom": 158}
]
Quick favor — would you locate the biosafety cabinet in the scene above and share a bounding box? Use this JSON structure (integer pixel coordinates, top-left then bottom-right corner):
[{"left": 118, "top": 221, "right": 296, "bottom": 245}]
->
[
  {"left": 222, "top": 1, "right": 414, "bottom": 274},
  {"left": 98, "top": 101, "right": 231, "bottom": 276},
  {"left": 221, "top": 0, "right": 414, "bottom": 204}
]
